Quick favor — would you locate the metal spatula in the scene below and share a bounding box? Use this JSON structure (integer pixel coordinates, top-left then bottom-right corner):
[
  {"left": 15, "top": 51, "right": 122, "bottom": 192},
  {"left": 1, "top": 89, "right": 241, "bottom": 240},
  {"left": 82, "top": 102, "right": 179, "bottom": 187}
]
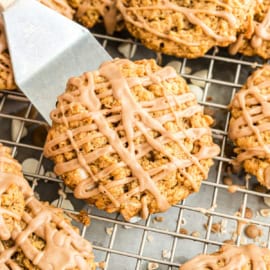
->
[{"left": 0, "top": 0, "right": 111, "bottom": 124}]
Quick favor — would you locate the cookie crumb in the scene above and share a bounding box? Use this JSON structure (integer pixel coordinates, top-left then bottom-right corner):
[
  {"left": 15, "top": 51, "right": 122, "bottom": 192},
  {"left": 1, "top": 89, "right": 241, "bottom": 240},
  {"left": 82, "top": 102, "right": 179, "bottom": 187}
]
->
[
  {"left": 105, "top": 227, "right": 113, "bottom": 236},
  {"left": 162, "top": 249, "right": 171, "bottom": 259},
  {"left": 223, "top": 239, "right": 234, "bottom": 245},
  {"left": 97, "top": 261, "right": 106, "bottom": 269},
  {"left": 66, "top": 210, "right": 91, "bottom": 226},
  {"left": 244, "top": 224, "right": 262, "bottom": 239},
  {"left": 179, "top": 228, "right": 188, "bottom": 235},
  {"left": 181, "top": 218, "right": 187, "bottom": 226},
  {"left": 204, "top": 222, "right": 221, "bottom": 233},
  {"left": 123, "top": 225, "right": 132, "bottom": 229},
  {"left": 78, "top": 210, "right": 91, "bottom": 226},
  {"left": 239, "top": 207, "right": 253, "bottom": 219},
  {"left": 244, "top": 207, "right": 253, "bottom": 219},
  {"left": 227, "top": 184, "right": 239, "bottom": 193},
  {"left": 154, "top": 216, "right": 164, "bottom": 223},
  {"left": 223, "top": 176, "right": 233, "bottom": 186},
  {"left": 211, "top": 222, "right": 221, "bottom": 233},
  {"left": 148, "top": 262, "right": 159, "bottom": 270}
]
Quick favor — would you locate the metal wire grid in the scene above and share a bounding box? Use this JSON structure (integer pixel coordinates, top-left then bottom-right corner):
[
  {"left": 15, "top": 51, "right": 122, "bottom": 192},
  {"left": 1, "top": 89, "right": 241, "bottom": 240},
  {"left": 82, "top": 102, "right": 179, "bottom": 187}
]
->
[{"left": 1, "top": 31, "right": 270, "bottom": 270}]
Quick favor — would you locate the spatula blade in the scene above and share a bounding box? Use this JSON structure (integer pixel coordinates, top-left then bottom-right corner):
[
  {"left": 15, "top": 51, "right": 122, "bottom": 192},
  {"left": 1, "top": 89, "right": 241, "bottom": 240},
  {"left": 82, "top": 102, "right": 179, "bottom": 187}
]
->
[{"left": 2, "top": 0, "right": 111, "bottom": 124}]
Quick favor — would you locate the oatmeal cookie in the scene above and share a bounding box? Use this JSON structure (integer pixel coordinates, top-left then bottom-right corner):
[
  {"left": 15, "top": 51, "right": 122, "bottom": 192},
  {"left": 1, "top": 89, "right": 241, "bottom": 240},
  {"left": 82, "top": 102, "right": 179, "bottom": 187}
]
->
[
  {"left": 229, "top": 0, "right": 270, "bottom": 59},
  {"left": 180, "top": 244, "right": 270, "bottom": 269},
  {"left": 116, "top": 0, "right": 255, "bottom": 58},
  {"left": 67, "top": 0, "right": 123, "bottom": 34},
  {"left": 0, "top": 143, "right": 95, "bottom": 269},
  {"left": 39, "top": 0, "right": 75, "bottom": 19},
  {"left": 44, "top": 58, "right": 219, "bottom": 221},
  {"left": 229, "top": 65, "right": 270, "bottom": 188}
]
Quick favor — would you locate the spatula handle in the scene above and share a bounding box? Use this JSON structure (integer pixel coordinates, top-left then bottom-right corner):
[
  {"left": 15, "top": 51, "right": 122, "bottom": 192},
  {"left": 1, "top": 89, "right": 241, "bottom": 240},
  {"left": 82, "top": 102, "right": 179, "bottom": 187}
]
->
[{"left": 0, "top": 0, "right": 16, "bottom": 12}]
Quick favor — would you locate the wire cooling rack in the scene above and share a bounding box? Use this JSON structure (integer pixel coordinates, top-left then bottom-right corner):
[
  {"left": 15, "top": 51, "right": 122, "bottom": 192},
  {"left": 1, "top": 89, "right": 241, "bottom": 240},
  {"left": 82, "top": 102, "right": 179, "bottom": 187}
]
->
[{"left": 1, "top": 28, "right": 270, "bottom": 270}]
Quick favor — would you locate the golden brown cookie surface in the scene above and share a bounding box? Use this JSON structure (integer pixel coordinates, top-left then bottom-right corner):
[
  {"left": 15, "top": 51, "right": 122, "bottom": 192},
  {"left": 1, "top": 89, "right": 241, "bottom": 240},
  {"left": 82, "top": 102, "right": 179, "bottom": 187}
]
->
[
  {"left": 44, "top": 58, "right": 219, "bottom": 221},
  {"left": 68, "top": 0, "right": 123, "bottom": 34},
  {"left": 116, "top": 0, "right": 255, "bottom": 58},
  {"left": 229, "top": 0, "right": 270, "bottom": 59},
  {"left": 0, "top": 144, "right": 95, "bottom": 270},
  {"left": 229, "top": 65, "right": 270, "bottom": 188},
  {"left": 179, "top": 244, "right": 270, "bottom": 269},
  {"left": 0, "top": 19, "right": 16, "bottom": 91}
]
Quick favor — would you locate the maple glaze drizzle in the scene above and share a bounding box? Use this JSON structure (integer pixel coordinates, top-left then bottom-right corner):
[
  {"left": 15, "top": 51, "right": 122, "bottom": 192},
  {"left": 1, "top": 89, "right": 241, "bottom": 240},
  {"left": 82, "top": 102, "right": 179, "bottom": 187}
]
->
[
  {"left": 0, "top": 144, "right": 94, "bottom": 269},
  {"left": 117, "top": 0, "right": 240, "bottom": 46},
  {"left": 77, "top": 0, "right": 120, "bottom": 34},
  {"left": 180, "top": 244, "right": 270, "bottom": 270},
  {"left": 229, "top": 4, "right": 270, "bottom": 54},
  {"left": 45, "top": 59, "right": 219, "bottom": 219},
  {"left": 229, "top": 65, "right": 270, "bottom": 187}
]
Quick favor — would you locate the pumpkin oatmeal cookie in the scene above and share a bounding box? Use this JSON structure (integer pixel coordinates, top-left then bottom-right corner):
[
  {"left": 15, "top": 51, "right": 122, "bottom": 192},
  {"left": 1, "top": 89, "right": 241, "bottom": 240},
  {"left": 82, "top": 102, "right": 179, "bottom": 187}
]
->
[
  {"left": 0, "top": 143, "right": 95, "bottom": 269},
  {"left": 229, "top": 65, "right": 270, "bottom": 188},
  {"left": 180, "top": 244, "right": 270, "bottom": 269},
  {"left": 44, "top": 58, "right": 219, "bottom": 221},
  {"left": 229, "top": 0, "right": 270, "bottom": 59},
  {"left": 116, "top": 0, "right": 255, "bottom": 58}
]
